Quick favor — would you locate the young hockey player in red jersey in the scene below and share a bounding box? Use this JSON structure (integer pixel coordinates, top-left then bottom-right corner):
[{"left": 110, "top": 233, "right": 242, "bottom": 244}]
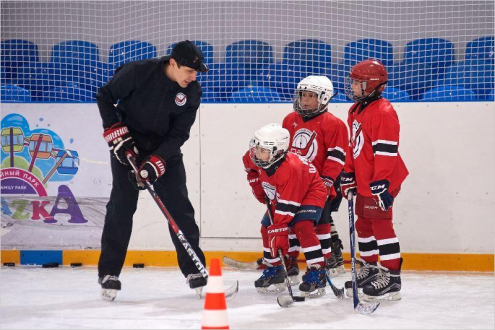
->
[
  {"left": 341, "top": 59, "right": 409, "bottom": 301},
  {"left": 243, "top": 123, "right": 329, "bottom": 297},
  {"left": 282, "top": 76, "right": 349, "bottom": 278}
]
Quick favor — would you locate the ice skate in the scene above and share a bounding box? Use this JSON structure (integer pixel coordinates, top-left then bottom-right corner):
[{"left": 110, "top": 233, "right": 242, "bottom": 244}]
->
[
  {"left": 363, "top": 260, "right": 402, "bottom": 301},
  {"left": 285, "top": 257, "right": 300, "bottom": 286},
  {"left": 254, "top": 264, "right": 286, "bottom": 294},
  {"left": 326, "top": 239, "right": 345, "bottom": 277},
  {"left": 344, "top": 259, "right": 382, "bottom": 297},
  {"left": 99, "top": 275, "right": 121, "bottom": 302},
  {"left": 186, "top": 273, "right": 208, "bottom": 297},
  {"left": 299, "top": 264, "right": 326, "bottom": 298}
]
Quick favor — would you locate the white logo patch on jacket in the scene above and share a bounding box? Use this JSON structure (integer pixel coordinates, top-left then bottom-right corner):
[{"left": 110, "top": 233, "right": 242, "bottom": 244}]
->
[{"left": 175, "top": 92, "right": 187, "bottom": 106}]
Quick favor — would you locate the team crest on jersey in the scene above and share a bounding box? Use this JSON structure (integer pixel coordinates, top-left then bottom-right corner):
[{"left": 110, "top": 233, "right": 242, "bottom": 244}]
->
[
  {"left": 351, "top": 120, "right": 364, "bottom": 159},
  {"left": 262, "top": 182, "right": 276, "bottom": 202},
  {"left": 175, "top": 93, "right": 187, "bottom": 106},
  {"left": 290, "top": 128, "right": 318, "bottom": 162}
]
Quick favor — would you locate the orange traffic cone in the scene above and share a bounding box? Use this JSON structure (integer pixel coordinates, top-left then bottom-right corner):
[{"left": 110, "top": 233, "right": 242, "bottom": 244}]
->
[{"left": 201, "top": 258, "right": 229, "bottom": 329}]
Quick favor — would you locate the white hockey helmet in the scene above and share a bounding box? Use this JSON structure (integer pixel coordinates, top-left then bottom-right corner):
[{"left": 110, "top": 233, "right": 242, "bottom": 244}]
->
[
  {"left": 293, "top": 75, "right": 335, "bottom": 117},
  {"left": 249, "top": 123, "right": 290, "bottom": 169}
]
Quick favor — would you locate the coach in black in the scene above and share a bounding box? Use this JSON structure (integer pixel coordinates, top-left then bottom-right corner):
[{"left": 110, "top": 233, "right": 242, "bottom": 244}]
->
[{"left": 96, "top": 40, "right": 208, "bottom": 301}]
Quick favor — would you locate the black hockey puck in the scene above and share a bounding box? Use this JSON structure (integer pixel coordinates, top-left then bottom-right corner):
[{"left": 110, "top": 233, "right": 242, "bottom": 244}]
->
[
  {"left": 3, "top": 262, "right": 15, "bottom": 267},
  {"left": 42, "top": 262, "right": 60, "bottom": 268},
  {"left": 70, "top": 262, "right": 83, "bottom": 267},
  {"left": 133, "top": 263, "right": 145, "bottom": 268}
]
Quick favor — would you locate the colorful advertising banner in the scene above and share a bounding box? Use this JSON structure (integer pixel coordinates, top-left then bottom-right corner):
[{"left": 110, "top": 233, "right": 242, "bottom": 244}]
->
[{"left": 1, "top": 105, "right": 110, "bottom": 249}]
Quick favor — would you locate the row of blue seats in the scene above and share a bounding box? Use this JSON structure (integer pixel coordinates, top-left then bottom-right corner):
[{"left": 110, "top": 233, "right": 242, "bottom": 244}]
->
[
  {"left": 2, "top": 37, "right": 494, "bottom": 101},
  {"left": 2, "top": 84, "right": 493, "bottom": 103},
  {"left": 1, "top": 57, "right": 493, "bottom": 101}
]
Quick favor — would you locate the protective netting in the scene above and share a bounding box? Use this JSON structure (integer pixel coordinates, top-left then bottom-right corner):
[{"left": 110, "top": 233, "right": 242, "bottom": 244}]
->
[{"left": 1, "top": 1, "right": 494, "bottom": 102}]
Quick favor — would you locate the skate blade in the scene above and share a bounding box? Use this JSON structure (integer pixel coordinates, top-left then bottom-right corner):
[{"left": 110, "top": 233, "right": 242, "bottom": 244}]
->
[
  {"left": 289, "top": 275, "right": 300, "bottom": 286},
  {"left": 363, "top": 291, "right": 402, "bottom": 302},
  {"left": 345, "top": 287, "right": 363, "bottom": 298},
  {"left": 326, "top": 265, "right": 346, "bottom": 278},
  {"left": 300, "top": 287, "right": 326, "bottom": 298},
  {"left": 195, "top": 287, "right": 203, "bottom": 298},
  {"left": 101, "top": 289, "right": 118, "bottom": 302},
  {"left": 256, "top": 283, "right": 286, "bottom": 294}
]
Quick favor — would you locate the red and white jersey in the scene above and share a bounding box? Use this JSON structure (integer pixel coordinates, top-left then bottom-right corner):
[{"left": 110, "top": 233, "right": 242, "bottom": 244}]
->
[
  {"left": 243, "top": 151, "right": 327, "bottom": 226},
  {"left": 282, "top": 111, "right": 349, "bottom": 186},
  {"left": 344, "top": 98, "right": 409, "bottom": 196}
]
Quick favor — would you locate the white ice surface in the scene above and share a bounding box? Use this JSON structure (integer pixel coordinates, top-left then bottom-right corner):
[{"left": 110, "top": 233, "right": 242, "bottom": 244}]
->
[{"left": 1, "top": 266, "right": 494, "bottom": 329}]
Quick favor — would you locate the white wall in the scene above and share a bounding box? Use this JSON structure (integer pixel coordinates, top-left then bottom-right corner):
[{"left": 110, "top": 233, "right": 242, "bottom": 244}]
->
[{"left": 1, "top": 102, "right": 494, "bottom": 253}]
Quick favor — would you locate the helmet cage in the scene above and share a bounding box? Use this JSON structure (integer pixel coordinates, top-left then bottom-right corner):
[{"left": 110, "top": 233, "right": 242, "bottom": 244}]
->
[
  {"left": 293, "top": 79, "right": 333, "bottom": 118},
  {"left": 344, "top": 75, "right": 387, "bottom": 102},
  {"left": 249, "top": 137, "right": 287, "bottom": 169}
]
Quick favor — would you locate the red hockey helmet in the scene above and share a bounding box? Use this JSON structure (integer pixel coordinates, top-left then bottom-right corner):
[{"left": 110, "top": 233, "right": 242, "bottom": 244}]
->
[{"left": 345, "top": 59, "right": 388, "bottom": 102}]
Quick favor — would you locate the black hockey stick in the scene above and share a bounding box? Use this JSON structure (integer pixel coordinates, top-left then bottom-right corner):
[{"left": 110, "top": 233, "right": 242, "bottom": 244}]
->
[
  {"left": 347, "top": 192, "right": 380, "bottom": 314},
  {"left": 127, "top": 154, "right": 208, "bottom": 279},
  {"left": 265, "top": 198, "right": 305, "bottom": 307}
]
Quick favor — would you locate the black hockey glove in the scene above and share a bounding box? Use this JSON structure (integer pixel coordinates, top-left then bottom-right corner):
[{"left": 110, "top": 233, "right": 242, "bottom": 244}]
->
[{"left": 137, "top": 155, "right": 166, "bottom": 184}]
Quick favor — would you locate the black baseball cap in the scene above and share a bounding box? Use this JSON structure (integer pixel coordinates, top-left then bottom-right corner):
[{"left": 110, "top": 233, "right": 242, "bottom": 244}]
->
[{"left": 171, "top": 40, "right": 209, "bottom": 73}]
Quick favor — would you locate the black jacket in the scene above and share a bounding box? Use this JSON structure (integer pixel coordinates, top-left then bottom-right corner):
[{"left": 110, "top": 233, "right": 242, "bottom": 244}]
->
[{"left": 96, "top": 56, "right": 202, "bottom": 161}]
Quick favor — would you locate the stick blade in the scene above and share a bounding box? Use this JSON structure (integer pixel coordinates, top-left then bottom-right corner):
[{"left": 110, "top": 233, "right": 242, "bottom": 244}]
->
[
  {"left": 333, "top": 287, "right": 345, "bottom": 299},
  {"left": 277, "top": 296, "right": 295, "bottom": 308},
  {"left": 222, "top": 256, "right": 260, "bottom": 270},
  {"left": 355, "top": 301, "right": 380, "bottom": 314},
  {"left": 199, "top": 280, "right": 239, "bottom": 301}
]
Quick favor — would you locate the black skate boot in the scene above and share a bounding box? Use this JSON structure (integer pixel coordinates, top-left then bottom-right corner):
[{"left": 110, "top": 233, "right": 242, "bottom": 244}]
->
[
  {"left": 326, "top": 239, "right": 345, "bottom": 277},
  {"left": 299, "top": 264, "right": 327, "bottom": 298},
  {"left": 363, "top": 259, "right": 402, "bottom": 301},
  {"left": 98, "top": 275, "right": 121, "bottom": 302},
  {"left": 344, "top": 259, "right": 382, "bottom": 297},
  {"left": 254, "top": 264, "right": 285, "bottom": 294},
  {"left": 187, "top": 273, "right": 208, "bottom": 297},
  {"left": 285, "top": 257, "right": 300, "bottom": 286}
]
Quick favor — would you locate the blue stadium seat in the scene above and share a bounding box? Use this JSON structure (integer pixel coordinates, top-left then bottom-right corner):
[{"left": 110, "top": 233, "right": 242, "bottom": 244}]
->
[
  {"left": 225, "top": 40, "right": 273, "bottom": 78},
  {"left": 51, "top": 40, "right": 100, "bottom": 66},
  {"left": 282, "top": 39, "right": 331, "bottom": 74},
  {"left": 43, "top": 86, "right": 93, "bottom": 102},
  {"left": 442, "top": 59, "right": 495, "bottom": 100},
  {"left": 1, "top": 39, "right": 39, "bottom": 81},
  {"left": 79, "top": 61, "right": 115, "bottom": 95},
  {"left": 200, "top": 87, "right": 219, "bottom": 102},
  {"left": 421, "top": 85, "right": 476, "bottom": 101},
  {"left": 257, "top": 63, "right": 306, "bottom": 100},
  {"left": 466, "top": 36, "right": 494, "bottom": 63},
  {"left": 1, "top": 65, "right": 7, "bottom": 85},
  {"left": 382, "top": 87, "right": 411, "bottom": 101},
  {"left": 166, "top": 40, "right": 215, "bottom": 66},
  {"left": 330, "top": 91, "right": 350, "bottom": 103},
  {"left": 1, "top": 85, "right": 31, "bottom": 102},
  {"left": 230, "top": 87, "right": 282, "bottom": 102},
  {"left": 12, "top": 62, "right": 82, "bottom": 101},
  {"left": 489, "top": 89, "right": 495, "bottom": 101},
  {"left": 392, "top": 62, "right": 443, "bottom": 100},
  {"left": 403, "top": 38, "right": 455, "bottom": 70},
  {"left": 344, "top": 39, "right": 394, "bottom": 67},
  {"left": 198, "top": 62, "right": 249, "bottom": 101},
  {"left": 109, "top": 40, "right": 157, "bottom": 68}
]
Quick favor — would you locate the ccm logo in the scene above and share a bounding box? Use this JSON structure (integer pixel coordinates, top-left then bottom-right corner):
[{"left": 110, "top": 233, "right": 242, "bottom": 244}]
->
[{"left": 371, "top": 184, "right": 386, "bottom": 191}]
